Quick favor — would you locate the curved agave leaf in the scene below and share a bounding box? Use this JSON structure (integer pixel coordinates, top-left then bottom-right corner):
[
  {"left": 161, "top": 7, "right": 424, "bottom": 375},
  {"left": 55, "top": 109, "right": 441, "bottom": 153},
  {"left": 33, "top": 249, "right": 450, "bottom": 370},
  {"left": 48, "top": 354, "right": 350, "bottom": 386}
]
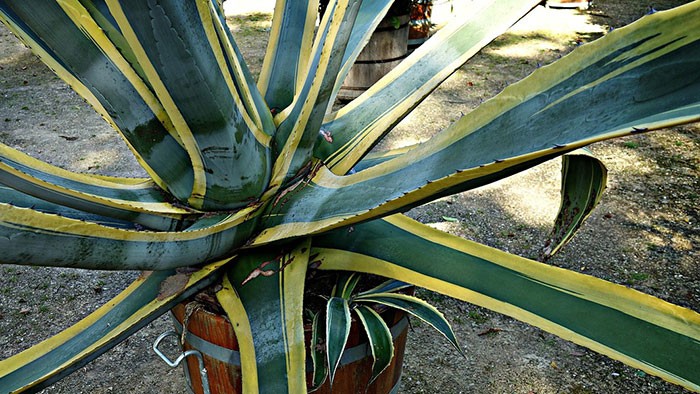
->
[
  {"left": 267, "top": 0, "right": 363, "bottom": 192},
  {"left": 357, "top": 279, "right": 412, "bottom": 296},
  {"left": 315, "top": 0, "right": 541, "bottom": 175},
  {"left": 215, "top": 275, "right": 260, "bottom": 393},
  {"left": 0, "top": 185, "right": 135, "bottom": 229},
  {"left": 0, "top": 144, "right": 197, "bottom": 231},
  {"left": 354, "top": 305, "right": 394, "bottom": 385},
  {"left": 309, "top": 311, "right": 328, "bottom": 391},
  {"left": 352, "top": 145, "right": 417, "bottom": 172},
  {"left": 311, "top": 214, "right": 700, "bottom": 391},
  {"left": 326, "top": 296, "right": 351, "bottom": 386},
  {"left": 331, "top": 272, "right": 360, "bottom": 298},
  {"left": 75, "top": 0, "right": 149, "bottom": 83},
  {"left": 326, "top": 0, "right": 393, "bottom": 107},
  {"left": 208, "top": 2, "right": 276, "bottom": 139},
  {"left": 258, "top": 0, "right": 319, "bottom": 111},
  {"left": 0, "top": 0, "right": 195, "bottom": 201},
  {"left": 0, "top": 259, "right": 228, "bottom": 393},
  {"left": 105, "top": 0, "right": 271, "bottom": 210},
  {"left": 541, "top": 150, "right": 608, "bottom": 260},
  {"left": 322, "top": 273, "right": 415, "bottom": 387},
  {"left": 351, "top": 148, "right": 606, "bottom": 261},
  {"left": 0, "top": 203, "right": 259, "bottom": 270},
  {"left": 254, "top": 3, "right": 700, "bottom": 245},
  {"left": 216, "top": 242, "right": 309, "bottom": 394},
  {"left": 354, "top": 292, "right": 461, "bottom": 354}
]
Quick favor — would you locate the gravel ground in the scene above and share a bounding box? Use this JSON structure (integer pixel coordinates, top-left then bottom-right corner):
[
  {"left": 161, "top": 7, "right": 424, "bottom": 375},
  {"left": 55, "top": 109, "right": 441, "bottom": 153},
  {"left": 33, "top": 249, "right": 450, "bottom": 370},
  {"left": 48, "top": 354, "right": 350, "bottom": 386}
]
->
[{"left": 0, "top": 1, "right": 697, "bottom": 393}]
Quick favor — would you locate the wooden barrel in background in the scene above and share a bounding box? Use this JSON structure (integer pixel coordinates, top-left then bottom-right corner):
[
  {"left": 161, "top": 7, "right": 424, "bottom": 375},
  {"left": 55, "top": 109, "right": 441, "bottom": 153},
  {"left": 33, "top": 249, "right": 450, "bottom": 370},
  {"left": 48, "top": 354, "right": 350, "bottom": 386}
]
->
[
  {"left": 170, "top": 302, "right": 409, "bottom": 394},
  {"left": 337, "top": 15, "right": 410, "bottom": 101}
]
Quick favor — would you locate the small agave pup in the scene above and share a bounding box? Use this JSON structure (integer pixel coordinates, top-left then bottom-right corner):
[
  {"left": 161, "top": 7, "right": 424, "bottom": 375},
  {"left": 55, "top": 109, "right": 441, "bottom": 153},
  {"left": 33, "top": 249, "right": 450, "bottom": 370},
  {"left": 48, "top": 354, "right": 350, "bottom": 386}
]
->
[{"left": 0, "top": 0, "right": 699, "bottom": 393}]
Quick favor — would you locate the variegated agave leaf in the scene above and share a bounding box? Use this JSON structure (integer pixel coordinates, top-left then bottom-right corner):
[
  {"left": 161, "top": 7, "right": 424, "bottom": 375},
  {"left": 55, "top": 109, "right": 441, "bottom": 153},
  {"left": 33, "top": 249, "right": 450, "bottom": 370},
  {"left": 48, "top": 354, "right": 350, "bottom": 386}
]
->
[{"left": 0, "top": 0, "right": 699, "bottom": 393}]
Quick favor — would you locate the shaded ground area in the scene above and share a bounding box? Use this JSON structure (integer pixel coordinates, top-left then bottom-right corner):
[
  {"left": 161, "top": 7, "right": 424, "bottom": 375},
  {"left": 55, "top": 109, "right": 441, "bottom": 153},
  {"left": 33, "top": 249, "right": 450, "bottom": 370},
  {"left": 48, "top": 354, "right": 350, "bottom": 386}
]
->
[{"left": 0, "top": 1, "right": 697, "bottom": 393}]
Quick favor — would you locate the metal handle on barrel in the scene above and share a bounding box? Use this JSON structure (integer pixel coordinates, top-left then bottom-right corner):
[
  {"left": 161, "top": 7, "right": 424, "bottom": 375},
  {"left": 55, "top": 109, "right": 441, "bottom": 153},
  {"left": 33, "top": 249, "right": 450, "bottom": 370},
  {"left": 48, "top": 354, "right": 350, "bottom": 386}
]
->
[{"left": 153, "top": 330, "right": 211, "bottom": 394}]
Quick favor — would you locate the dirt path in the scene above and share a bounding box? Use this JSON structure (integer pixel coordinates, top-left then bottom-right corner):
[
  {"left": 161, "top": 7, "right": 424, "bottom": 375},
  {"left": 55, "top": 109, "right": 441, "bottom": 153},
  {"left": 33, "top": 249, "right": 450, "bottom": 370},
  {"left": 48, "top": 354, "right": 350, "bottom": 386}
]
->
[{"left": 0, "top": 1, "right": 697, "bottom": 393}]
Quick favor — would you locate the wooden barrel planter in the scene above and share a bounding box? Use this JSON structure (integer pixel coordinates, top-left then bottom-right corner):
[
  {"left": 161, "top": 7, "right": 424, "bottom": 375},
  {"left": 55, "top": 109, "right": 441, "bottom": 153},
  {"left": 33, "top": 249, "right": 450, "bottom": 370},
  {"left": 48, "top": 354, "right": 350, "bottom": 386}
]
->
[
  {"left": 337, "top": 15, "right": 410, "bottom": 101},
  {"left": 168, "top": 302, "right": 409, "bottom": 394}
]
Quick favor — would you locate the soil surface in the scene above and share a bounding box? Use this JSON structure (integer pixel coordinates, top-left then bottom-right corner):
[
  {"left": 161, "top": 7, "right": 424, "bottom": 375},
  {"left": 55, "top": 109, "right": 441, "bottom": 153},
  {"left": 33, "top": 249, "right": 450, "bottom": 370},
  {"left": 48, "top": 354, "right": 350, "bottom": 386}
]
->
[{"left": 0, "top": 1, "right": 698, "bottom": 393}]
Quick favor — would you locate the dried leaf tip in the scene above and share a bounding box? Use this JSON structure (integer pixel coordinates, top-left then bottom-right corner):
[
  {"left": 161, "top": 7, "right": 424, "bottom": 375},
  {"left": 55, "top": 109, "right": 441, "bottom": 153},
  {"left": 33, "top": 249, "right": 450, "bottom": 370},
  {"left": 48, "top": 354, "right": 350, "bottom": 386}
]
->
[{"left": 320, "top": 129, "right": 333, "bottom": 143}]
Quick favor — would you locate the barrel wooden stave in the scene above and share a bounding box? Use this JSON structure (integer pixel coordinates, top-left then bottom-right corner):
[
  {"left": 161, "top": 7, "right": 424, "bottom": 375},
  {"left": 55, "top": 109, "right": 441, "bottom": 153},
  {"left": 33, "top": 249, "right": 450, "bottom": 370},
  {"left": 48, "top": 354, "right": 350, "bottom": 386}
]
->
[
  {"left": 338, "top": 15, "right": 410, "bottom": 101},
  {"left": 171, "top": 303, "right": 408, "bottom": 394}
]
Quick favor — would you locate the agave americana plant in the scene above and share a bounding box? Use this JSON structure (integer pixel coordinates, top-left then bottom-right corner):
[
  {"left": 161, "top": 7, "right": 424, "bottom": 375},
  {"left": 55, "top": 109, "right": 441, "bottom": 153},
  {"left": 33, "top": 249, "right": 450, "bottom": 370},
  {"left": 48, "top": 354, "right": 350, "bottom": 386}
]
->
[{"left": 1, "top": 0, "right": 699, "bottom": 392}]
